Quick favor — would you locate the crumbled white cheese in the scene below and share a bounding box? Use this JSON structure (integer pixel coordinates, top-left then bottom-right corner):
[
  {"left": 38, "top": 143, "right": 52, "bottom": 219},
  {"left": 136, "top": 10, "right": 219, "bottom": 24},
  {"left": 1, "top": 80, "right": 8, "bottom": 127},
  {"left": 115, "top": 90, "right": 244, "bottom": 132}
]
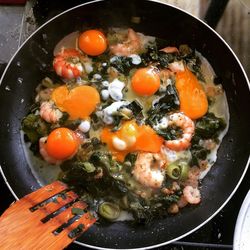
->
[
  {"left": 78, "top": 120, "right": 91, "bottom": 133},
  {"left": 157, "top": 117, "right": 168, "bottom": 129},
  {"left": 129, "top": 54, "right": 141, "bottom": 65},
  {"left": 101, "top": 89, "right": 109, "bottom": 100},
  {"left": 110, "top": 56, "right": 119, "bottom": 63},
  {"left": 93, "top": 73, "right": 102, "bottom": 80},
  {"left": 84, "top": 62, "right": 93, "bottom": 74},
  {"left": 108, "top": 78, "right": 125, "bottom": 101},
  {"left": 112, "top": 137, "right": 127, "bottom": 151},
  {"left": 102, "top": 101, "right": 129, "bottom": 124},
  {"left": 101, "top": 80, "right": 109, "bottom": 87}
]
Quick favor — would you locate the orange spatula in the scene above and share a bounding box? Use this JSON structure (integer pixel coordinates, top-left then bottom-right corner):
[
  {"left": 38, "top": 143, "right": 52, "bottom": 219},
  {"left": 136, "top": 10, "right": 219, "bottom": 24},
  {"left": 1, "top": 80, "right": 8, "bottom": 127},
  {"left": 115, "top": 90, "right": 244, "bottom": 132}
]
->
[{"left": 0, "top": 181, "right": 96, "bottom": 250}]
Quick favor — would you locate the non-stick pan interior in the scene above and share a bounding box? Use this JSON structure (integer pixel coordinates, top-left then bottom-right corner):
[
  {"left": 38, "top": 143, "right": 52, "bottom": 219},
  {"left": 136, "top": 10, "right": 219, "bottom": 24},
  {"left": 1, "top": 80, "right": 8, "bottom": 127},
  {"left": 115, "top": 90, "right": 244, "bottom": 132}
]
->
[{"left": 0, "top": 0, "right": 249, "bottom": 249}]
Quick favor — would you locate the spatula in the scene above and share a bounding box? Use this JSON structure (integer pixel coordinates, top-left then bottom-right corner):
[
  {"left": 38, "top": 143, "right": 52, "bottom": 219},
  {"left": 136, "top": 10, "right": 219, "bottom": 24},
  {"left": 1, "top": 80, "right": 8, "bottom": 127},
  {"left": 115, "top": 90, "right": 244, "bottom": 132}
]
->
[{"left": 0, "top": 181, "right": 96, "bottom": 250}]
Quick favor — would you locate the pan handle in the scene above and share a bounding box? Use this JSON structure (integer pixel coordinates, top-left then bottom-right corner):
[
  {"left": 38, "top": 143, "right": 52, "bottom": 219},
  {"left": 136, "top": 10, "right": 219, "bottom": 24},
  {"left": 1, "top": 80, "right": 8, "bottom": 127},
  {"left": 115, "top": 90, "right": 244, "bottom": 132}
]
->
[{"left": 203, "top": 0, "right": 230, "bottom": 29}]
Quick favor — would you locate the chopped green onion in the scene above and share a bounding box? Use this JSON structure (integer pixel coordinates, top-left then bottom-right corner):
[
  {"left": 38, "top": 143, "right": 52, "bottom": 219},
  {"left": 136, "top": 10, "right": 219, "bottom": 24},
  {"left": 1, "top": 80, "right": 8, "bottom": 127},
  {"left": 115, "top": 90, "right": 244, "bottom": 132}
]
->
[
  {"left": 98, "top": 202, "right": 120, "bottom": 221},
  {"left": 82, "top": 162, "right": 96, "bottom": 173},
  {"left": 166, "top": 163, "right": 181, "bottom": 180},
  {"left": 165, "top": 161, "right": 190, "bottom": 180}
]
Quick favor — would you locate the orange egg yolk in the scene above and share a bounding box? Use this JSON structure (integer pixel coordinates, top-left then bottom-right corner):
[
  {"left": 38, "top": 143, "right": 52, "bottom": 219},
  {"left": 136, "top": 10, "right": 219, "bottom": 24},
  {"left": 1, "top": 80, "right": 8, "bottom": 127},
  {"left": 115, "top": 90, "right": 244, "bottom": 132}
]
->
[
  {"left": 52, "top": 85, "right": 100, "bottom": 119},
  {"left": 176, "top": 68, "right": 208, "bottom": 119},
  {"left": 100, "top": 120, "right": 164, "bottom": 162},
  {"left": 78, "top": 29, "right": 107, "bottom": 56},
  {"left": 131, "top": 67, "right": 160, "bottom": 96},
  {"left": 46, "top": 128, "right": 79, "bottom": 160}
]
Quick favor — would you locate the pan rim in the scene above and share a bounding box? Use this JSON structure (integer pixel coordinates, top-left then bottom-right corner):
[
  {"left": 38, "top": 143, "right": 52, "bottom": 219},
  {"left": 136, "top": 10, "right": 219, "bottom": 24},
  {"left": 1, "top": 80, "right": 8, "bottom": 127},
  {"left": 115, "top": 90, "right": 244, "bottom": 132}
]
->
[{"left": 0, "top": 0, "right": 249, "bottom": 249}]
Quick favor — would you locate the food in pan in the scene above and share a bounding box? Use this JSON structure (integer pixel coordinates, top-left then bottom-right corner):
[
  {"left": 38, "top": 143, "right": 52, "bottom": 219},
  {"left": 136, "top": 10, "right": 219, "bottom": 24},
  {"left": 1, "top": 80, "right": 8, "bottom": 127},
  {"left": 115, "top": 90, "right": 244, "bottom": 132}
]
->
[{"left": 22, "top": 28, "right": 229, "bottom": 223}]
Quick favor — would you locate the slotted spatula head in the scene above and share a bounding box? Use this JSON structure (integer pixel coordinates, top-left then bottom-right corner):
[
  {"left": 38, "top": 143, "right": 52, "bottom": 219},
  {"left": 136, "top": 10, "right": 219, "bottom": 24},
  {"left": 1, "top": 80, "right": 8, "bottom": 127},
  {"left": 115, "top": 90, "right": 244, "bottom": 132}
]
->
[{"left": 0, "top": 181, "right": 96, "bottom": 250}]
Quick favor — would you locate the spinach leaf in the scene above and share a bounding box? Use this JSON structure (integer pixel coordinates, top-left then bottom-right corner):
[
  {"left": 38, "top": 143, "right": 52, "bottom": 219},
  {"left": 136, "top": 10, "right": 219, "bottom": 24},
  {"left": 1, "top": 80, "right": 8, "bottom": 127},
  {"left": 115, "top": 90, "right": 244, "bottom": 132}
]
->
[
  {"left": 190, "top": 144, "right": 210, "bottom": 166},
  {"left": 22, "top": 114, "right": 50, "bottom": 144},
  {"left": 126, "top": 100, "right": 143, "bottom": 118},
  {"left": 189, "top": 113, "right": 226, "bottom": 166},
  {"left": 110, "top": 56, "right": 134, "bottom": 75},
  {"left": 146, "top": 84, "right": 179, "bottom": 126},
  {"left": 155, "top": 125, "right": 182, "bottom": 140},
  {"left": 195, "top": 113, "right": 226, "bottom": 139},
  {"left": 111, "top": 100, "right": 144, "bottom": 131},
  {"left": 140, "top": 46, "right": 176, "bottom": 68}
]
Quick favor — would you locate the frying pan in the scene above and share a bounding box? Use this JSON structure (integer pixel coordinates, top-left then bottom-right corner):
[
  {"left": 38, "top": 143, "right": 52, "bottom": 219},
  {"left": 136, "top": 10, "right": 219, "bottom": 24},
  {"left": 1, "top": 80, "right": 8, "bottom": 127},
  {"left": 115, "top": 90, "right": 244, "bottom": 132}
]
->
[{"left": 0, "top": 0, "right": 249, "bottom": 249}]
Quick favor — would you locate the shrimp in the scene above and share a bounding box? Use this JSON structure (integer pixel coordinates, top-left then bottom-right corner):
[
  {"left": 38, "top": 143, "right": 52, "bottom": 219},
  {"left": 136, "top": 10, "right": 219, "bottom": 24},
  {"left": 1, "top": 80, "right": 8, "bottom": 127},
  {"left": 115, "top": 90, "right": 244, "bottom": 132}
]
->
[
  {"left": 53, "top": 48, "right": 84, "bottom": 79},
  {"left": 160, "top": 46, "right": 179, "bottom": 54},
  {"left": 165, "top": 112, "right": 195, "bottom": 151},
  {"left": 182, "top": 166, "right": 201, "bottom": 188},
  {"left": 39, "top": 137, "right": 62, "bottom": 165},
  {"left": 40, "top": 101, "right": 63, "bottom": 123},
  {"left": 177, "top": 195, "right": 188, "bottom": 208},
  {"left": 167, "top": 203, "right": 179, "bottom": 214},
  {"left": 132, "top": 152, "right": 166, "bottom": 189},
  {"left": 109, "top": 28, "right": 141, "bottom": 56},
  {"left": 183, "top": 185, "right": 201, "bottom": 204}
]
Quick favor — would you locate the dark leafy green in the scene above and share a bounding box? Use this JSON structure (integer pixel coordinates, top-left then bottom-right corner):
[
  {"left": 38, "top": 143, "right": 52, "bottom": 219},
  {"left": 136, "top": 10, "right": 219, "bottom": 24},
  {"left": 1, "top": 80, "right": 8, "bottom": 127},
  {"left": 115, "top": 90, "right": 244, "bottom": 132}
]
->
[
  {"left": 189, "top": 113, "right": 226, "bottom": 166},
  {"left": 140, "top": 46, "right": 176, "bottom": 68},
  {"left": 190, "top": 144, "right": 210, "bottom": 166},
  {"left": 195, "top": 113, "right": 226, "bottom": 139},
  {"left": 146, "top": 83, "right": 180, "bottom": 128},
  {"left": 111, "top": 101, "right": 144, "bottom": 131},
  {"left": 22, "top": 114, "right": 50, "bottom": 144},
  {"left": 110, "top": 56, "right": 134, "bottom": 75},
  {"left": 155, "top": 125, "right": 182, "bottom": 140},
  {"left": 128, "top": 193, "right": 180, "bottom": 224},
  {"left": 60, "top": 152, "right": 129, "bottom": 199}
]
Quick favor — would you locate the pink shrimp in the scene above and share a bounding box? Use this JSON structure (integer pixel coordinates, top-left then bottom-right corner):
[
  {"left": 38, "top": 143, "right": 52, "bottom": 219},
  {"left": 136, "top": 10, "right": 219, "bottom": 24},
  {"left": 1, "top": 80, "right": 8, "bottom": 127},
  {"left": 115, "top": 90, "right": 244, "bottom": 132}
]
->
[
  {"left": 109, "top": 28, "right": 141, "bottom": 56},
  {"left": 165, "top": 112, "right": 195, "bottom": 151},
  {"left": 132, "top": 152, "right": 166, "bottom": 189},
  {"left": 177, "top": 195, "right": 189, "bottom": 208},
  {"left": 53, "top": 48, "right": 84, "bottom": 79},
  {"left": 182, "top": 166, "right": 201, "bottom": 188},
  {"left": 183, "top": 186, "right": 201, "bottom": 204},
  {"left": 167, "top": 203, "right": 179, "bottom": 214},
  {"left": 160, "top": 46, "right": 179, "bottom": 54},
  {"left": 39, "top": 137, "right": 62, "bottom": 165},
  {"left": 40, "top": 101, "right": 63, "bottom": 123}
]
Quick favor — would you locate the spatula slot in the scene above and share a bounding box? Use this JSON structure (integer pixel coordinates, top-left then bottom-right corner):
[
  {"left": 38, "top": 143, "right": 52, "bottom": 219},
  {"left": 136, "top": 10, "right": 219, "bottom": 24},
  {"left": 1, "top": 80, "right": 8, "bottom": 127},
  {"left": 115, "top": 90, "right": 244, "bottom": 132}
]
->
[
  {"left": 29, "top": 190, "right": 69, "bottom": 212},
  {"left": 52, "top": 214, "right": 82, "bottom": 235},
  {"left": 41, "top": 199, "right": 78, "bottom": 223}
]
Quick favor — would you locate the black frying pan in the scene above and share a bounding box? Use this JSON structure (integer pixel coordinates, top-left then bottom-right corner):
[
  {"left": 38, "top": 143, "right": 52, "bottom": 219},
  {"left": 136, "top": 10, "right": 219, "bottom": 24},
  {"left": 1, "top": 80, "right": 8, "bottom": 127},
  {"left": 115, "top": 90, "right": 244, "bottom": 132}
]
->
[{"left": 0, "top": 0, "right": 249, "bottom": 249}]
